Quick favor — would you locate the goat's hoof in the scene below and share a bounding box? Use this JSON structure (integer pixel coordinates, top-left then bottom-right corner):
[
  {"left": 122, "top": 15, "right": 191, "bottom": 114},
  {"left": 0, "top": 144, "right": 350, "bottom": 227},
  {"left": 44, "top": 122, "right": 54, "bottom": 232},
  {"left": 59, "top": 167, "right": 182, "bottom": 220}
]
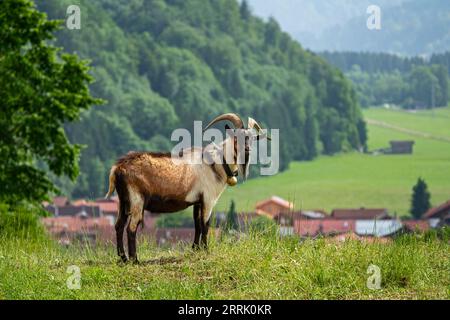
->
[
  {"left": 130, "top": 258, "right": 139, "bottom": 265},
  {"left": 192, "top": 243, "right": 200, "bottom": 251},
  {"left": 118, "top": 254, "right": 128, "bottom": 264}
]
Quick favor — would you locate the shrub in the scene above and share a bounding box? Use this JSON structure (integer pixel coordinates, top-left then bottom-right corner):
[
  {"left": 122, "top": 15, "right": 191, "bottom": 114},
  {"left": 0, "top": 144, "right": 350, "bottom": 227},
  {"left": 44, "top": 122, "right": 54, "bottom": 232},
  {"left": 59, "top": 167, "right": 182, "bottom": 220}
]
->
[
  {"left": 0, "top": 204, "right": 47, "bottom": 239},
  {"left": 155, "top": 210, "right": 194, "bottom": 228}
]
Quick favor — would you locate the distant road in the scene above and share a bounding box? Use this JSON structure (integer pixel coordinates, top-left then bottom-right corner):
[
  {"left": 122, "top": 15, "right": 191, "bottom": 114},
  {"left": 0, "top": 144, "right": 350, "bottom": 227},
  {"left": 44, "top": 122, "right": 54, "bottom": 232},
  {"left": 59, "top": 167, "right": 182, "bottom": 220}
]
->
[{"left": 366, "top": 118, "right": 450, "bottom": 144}]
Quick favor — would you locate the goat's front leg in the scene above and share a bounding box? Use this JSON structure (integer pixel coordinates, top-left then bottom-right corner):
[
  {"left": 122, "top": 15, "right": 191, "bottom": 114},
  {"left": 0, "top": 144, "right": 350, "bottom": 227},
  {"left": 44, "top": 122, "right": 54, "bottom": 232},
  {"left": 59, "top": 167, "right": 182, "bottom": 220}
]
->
[
  {"left": 200, "top": 204, "right": 212, "bottom": 249},
  {"left": 192, "top": 203, "right": 201, "bottom": 250}
]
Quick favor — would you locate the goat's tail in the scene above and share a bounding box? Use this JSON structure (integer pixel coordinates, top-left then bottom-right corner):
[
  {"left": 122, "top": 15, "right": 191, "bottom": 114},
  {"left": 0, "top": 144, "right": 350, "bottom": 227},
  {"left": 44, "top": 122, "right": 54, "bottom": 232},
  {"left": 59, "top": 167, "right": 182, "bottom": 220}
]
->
[{"left": 105, "top": 165, "right": 117, "bottom": 199}]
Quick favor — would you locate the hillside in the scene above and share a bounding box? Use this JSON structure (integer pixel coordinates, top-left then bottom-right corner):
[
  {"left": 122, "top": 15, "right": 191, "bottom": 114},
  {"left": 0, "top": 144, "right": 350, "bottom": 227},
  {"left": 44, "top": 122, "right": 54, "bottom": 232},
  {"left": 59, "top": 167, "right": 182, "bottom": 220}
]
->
[
  {"left": 216, "top": 107, "right": 450, "bottom": 215},
  {"left": 35, "top": 0, "right": 365, "bottom": 199}
]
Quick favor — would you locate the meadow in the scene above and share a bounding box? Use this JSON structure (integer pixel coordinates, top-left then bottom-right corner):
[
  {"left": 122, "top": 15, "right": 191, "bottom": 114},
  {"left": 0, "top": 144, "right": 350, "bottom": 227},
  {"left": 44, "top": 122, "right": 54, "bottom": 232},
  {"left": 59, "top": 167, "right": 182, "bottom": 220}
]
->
[
  {"left": 0, "top": 230, "right": 448, "bottom": 299},
  {"left": 216, "top": 107, "right": 450, "bottom": 215}
]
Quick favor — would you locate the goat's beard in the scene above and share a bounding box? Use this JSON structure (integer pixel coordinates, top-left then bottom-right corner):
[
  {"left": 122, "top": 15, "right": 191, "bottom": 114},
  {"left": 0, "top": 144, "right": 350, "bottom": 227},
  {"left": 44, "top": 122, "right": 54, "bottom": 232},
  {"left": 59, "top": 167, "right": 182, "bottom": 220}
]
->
[{"left": 238, "top": 153, "right": 250, "bottom": 180}]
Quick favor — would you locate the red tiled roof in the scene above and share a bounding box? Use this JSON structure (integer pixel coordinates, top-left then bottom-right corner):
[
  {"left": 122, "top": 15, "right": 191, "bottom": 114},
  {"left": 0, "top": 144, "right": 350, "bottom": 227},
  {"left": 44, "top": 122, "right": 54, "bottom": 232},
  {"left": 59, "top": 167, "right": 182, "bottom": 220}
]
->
[
  {"left": 331, "top": 208, "right": 389, "bottom": 220},
  {"left": 294, "top": 219, "right": 355, "bottom": 237},
  {"left": 53, "top": 196, "right": 68, "bottom": 207},
  {"left": 423, "top": 200, "right": 450, "bottom": 218},
  {"left": 71, "top": 199, "right": 118, "bottom": 214},
  {"left": 42, "top": 216, "right": 113, "bottom": 234},
  {"left": 95, "top": 202, "right": 118, "bottom": 214},
  {"left": 255, "top": 196, "right": 294, "bottom": 210}
]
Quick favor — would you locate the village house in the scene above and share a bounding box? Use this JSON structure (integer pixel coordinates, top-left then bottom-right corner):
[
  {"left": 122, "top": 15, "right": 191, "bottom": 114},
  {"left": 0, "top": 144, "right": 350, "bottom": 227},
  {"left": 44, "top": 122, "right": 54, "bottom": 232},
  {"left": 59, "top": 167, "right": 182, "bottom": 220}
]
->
[
  {"left": 423, "top": 200, "right": 450, "bottom": 227},
  {"left": 330, "top": 208, "right": 391, "bottom": 220},
  {"left": 389, "top": 140, "right": 415, "bottom": 154},
  {"left": 294, "top": 219, "right": 356, "bottom": 238},
  {"left": 255, "top": 196, "right": 294, "bottom": 218},
  {"left": 44, "top": 204, "right": 102, "bottom": 218},
  {"left": 42, "top": 216, "right": 112, "bottom": 245}
]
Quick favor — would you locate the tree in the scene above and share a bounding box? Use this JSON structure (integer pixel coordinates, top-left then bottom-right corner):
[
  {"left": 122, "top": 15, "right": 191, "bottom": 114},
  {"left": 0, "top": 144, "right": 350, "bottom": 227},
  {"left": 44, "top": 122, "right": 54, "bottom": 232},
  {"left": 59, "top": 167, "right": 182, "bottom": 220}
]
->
[
  {"left": 225, "top": 200, "right": 238, "bottom": 231},
  {"left": 431, "top": 65, "right": 449, "bottom": 107},
  {"left": 240, "top": 0, "right": 251, "bottom": 21},
  {"left": 0, "top": 0, "right": 101, "bottom": 204},
  {"left": 410, "top": 178, "right": 431, "bottom": 219},
  {"left": 409, "top": 66, "right": 439, "bottom": 108}
]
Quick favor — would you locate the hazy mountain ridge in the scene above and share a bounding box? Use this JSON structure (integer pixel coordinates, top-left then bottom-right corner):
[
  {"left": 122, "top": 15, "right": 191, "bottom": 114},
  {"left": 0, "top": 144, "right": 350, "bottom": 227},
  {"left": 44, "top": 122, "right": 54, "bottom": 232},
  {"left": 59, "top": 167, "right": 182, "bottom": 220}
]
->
[{"left": 249, "top": 0, "right": 449, "bottom": 56}]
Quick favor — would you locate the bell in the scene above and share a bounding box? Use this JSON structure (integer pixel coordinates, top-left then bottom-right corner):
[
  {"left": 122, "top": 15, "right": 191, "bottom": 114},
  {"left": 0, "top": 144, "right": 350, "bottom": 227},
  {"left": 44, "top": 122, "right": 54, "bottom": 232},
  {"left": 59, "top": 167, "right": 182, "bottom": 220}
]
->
[{"left": 227, "top": 176, "right": 238, "bottom": 186}]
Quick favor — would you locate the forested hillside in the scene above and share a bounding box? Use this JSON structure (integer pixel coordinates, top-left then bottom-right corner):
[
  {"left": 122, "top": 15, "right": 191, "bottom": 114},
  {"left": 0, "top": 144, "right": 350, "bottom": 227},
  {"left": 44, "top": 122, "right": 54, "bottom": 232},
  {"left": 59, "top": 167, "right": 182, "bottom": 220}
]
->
[
  {"left": 320, "top": 51, "right": 450, "bottom": 108},
  {"left": 36, "top": 0, "right": 365, "bottom": 199}
]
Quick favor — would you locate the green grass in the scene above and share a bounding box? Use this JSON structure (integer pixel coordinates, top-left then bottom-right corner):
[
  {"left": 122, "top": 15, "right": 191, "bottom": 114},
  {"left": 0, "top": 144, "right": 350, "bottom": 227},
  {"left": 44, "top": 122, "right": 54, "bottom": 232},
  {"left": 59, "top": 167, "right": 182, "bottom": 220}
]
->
[
  {"left": 216, "top": 107, "right": 450, "bottom": 215},
  {"left": 0, "top": 231, "right": 448, "bottom": 299},
  {"left": 364, "top": 107, "right": 450, "bottom": 140}
]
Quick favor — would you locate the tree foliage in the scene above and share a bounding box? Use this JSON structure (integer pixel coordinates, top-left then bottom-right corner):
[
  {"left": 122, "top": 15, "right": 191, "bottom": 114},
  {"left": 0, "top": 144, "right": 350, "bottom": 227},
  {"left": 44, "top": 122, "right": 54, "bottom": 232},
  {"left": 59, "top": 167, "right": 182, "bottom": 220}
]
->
[
  {"left": 321, "top": 51, "right": 450, "bottom": 108},
  {"left": 410, "top": 178, "right": 431, "bottom": 219},
  {"left": 0, "top": 0, "right": 100, "bottom": 204},
  {"left": 224, "top": 200, "right": 238, "bottom": 231},
  {"left": 36, "top": 0, "right": 366, "bottom": 198}
]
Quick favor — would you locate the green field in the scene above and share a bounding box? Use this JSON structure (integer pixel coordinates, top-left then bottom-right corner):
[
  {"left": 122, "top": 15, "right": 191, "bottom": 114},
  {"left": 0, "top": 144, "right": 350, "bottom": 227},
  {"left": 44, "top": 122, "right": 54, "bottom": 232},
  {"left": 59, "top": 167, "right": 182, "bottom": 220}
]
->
[
  {"left": 216, "top": 107, "right": 450, "bottom": 215},
  {"left": 364, "top": 107, "right": 450, "bottom": 141},
  {"left": 1, "top": 232, "right": 448, "bottom": 299}
]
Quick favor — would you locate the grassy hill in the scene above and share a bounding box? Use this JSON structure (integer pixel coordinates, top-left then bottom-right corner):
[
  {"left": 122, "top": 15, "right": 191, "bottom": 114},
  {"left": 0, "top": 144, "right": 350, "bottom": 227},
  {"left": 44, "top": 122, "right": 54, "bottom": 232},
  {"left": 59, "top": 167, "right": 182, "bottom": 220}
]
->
[
  {"left": 216, "top": 107, "right": 450, "bottom": 215},
  {"left": 0, "top": 232, "right": 448, "bottom": 299}
]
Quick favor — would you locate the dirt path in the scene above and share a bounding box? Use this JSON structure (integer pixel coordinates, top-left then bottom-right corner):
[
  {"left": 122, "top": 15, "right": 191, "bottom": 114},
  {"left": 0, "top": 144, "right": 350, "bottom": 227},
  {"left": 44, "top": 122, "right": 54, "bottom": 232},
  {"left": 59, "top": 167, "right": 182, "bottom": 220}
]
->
[{"left": 366, "top": 118, "right": 450, "bottom": 144}]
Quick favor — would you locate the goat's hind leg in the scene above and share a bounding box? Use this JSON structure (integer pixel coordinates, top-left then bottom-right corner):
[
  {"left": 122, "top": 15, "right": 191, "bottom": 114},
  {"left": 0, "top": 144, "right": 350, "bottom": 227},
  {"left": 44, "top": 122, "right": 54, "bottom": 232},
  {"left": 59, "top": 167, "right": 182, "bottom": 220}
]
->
[
  {"left": 127, "top": 192, "right": 144, "bottom": 264},
  {"left": 115, "top": 210, "right": 128, "bottom": 263}
]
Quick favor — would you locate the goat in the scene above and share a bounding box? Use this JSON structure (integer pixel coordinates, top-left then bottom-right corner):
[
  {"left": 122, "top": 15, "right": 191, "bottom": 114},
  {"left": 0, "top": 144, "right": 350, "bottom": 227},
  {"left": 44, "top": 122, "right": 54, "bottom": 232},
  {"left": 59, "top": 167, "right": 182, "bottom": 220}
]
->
[{"left": 105, "top": 113, "right": 270, "bottom": 263}]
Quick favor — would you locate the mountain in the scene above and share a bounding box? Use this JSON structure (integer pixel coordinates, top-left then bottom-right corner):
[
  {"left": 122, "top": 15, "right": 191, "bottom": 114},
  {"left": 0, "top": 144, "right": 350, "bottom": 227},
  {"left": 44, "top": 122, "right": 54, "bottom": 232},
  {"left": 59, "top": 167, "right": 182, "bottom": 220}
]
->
[
  {"left": 36, "top": 0, "right": 365, "bottom": 198},
  {"left": 248, "top": 0, "right": 450, "bottom": 56}
]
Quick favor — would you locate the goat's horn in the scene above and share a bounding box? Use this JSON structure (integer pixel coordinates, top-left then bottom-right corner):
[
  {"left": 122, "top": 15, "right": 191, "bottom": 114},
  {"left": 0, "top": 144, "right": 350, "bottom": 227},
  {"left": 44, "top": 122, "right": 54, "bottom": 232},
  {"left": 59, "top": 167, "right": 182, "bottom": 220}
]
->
[
  {"left": 203, "top": 113, "right": 244, "bottom": 131},
  {"left": 248, "top": 117, "right": 271, "bottom": 141}
]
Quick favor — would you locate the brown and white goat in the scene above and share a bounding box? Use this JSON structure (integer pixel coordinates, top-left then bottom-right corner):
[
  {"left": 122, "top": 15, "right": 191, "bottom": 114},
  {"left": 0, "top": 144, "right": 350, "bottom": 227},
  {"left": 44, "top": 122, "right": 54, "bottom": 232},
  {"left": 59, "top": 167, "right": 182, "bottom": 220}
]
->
[{"left": 105, "top": 113, "right": 270, "bottom": 263}]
